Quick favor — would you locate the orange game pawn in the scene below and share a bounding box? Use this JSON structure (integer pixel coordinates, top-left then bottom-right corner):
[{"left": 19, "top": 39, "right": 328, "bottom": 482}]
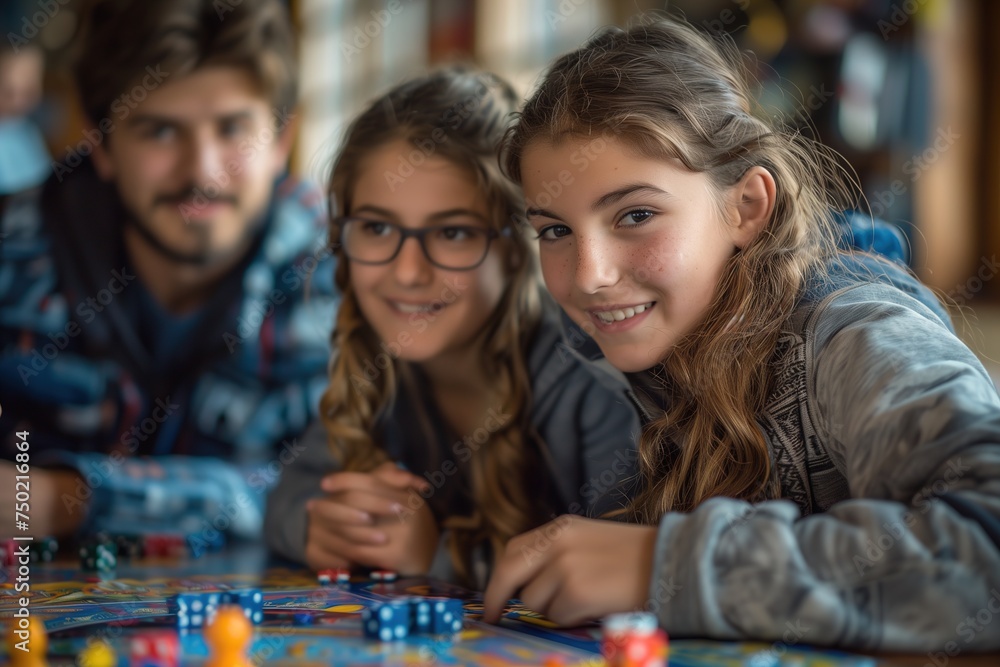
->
[
  {"left": 6, "top": 616, "right": 48, "bottom": 667},
  {"left": 204, "top": 605, "right": 254, "bottom": 667}
]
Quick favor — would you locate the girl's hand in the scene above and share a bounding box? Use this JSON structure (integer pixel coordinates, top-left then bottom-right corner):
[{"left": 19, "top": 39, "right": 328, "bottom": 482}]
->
[
  {"left": 304, "top": 462, "right": 437, "bottom": 574},
  {"left": 482, "top": 516, "right": 659, "bottom": 627}
]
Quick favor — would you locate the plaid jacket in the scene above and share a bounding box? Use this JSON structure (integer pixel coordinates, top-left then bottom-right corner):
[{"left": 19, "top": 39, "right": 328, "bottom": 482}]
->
[{"left": 0, "top": 159, "right": 337, "bottom": 541}]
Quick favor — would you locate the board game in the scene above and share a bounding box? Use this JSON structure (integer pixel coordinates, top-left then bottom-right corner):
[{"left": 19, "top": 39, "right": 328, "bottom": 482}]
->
[{"left": 0, "top": 546, "right": 878, "bottom": 666}]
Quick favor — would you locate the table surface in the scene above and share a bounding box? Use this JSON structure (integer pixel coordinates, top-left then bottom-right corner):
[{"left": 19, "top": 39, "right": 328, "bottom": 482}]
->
[{"left": 2, "top": 544, "right": 997, "bottom": 666}]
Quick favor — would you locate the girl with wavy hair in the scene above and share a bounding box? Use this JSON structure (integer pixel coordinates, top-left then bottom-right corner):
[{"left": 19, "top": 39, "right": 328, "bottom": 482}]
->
[
  {"left": 483, "top": 18, "right": 1000, "bottom": 652},
  {"left": 265, "top": 67, "right": 639, "bottom": 588}
]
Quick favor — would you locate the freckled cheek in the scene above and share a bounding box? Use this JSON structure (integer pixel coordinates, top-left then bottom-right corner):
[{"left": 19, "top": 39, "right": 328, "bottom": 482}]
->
[{"left": 539, "top": 254, "right": 574, "bottom": 301}]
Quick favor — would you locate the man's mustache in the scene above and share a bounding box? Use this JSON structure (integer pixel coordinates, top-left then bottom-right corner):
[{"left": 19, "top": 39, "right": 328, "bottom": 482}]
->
[{"left": 156, "top": 187, "right": 238, "bottom": 207}]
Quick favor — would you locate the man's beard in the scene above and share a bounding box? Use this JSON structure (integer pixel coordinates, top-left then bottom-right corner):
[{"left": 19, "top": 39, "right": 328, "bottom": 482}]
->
[{"left": 124, "top": 187, "right": 258, "bottom": 267}]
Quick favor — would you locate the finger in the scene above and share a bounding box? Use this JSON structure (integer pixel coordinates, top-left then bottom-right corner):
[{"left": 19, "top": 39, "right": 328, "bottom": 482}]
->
[
  {"left": 326, "top": 489, "right": 409, "bottom": 519},
  {"left": 516, "top": 562, "right": 564, "bottom": 623},
  {"left": 370, "top": 462, "right": 431, "bottom": 492},
  {"left": 482, "top": 529, "right": 549, "bottom": 623},
  {"left": 307, "top": 500, "right": 388, "bottom": 546},
  {"left": 319, "top": 471, "right": 383, "bottom": 494},
  {"left": 306, "top": 497, "right": 373, "bottom": 527},
  {"left": 321, "top": 471, "right": 422, "bottom": 501}
]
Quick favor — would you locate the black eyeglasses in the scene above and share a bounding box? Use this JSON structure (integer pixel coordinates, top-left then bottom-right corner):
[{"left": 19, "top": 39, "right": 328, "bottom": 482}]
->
[{"left": 335, "top": 217, "right": 501, "bottom": 270}]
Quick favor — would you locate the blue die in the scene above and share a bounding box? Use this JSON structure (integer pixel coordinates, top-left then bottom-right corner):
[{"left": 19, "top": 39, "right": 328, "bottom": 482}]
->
[
  {"left": 362, "top": 601, "right": 411, "bottom": 641},
  {"left": 174, "top": 592, "right": 220, "bottom": 629},
  {"left": 410, "top": 598, "right": 433, "bottom": 634},
  {"left": 220, "top": 588, "right": 263, "bottom": 625},
  {"left": 428, "top": 598, "right": 463, "bottom": 635}
]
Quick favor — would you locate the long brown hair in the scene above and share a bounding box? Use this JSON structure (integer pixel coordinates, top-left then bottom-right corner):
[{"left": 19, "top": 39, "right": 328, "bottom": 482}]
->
[
  {"left": 502, "top": 18, "right": 854, "bottom": 522},
  {"left": 322, "top": 67, "right": 548, "bottom": 584}
]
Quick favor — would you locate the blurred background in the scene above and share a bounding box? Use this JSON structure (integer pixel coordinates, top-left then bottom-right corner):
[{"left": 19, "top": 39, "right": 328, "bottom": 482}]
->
[{"left": 2, "top": 0, "right": 998, "bottom": 380}]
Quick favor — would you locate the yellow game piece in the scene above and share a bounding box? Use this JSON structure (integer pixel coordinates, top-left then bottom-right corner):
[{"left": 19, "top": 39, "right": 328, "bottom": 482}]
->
[
  {"left": 204, "top": 605, "right": 254, "bottom": 667},
  {"left": 6, "top": 616, "right": 47, "bottom": 667},
  {"left": 77, "top": 638, "right": 116, "bottom": 667}
]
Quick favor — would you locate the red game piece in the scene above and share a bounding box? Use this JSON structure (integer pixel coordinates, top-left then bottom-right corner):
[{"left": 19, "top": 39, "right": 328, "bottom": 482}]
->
[
  {"left": 317, "top": 567, "right": 350, "bottom": 585},
  {"left": 129, "top": 630, "right": 178, "bottom": 667},
  {"left": 601, "top": 612, "right": 669, "bottom": 667},
  {"left": 371, "top": 569, "right": 397, "bottom": 582}
]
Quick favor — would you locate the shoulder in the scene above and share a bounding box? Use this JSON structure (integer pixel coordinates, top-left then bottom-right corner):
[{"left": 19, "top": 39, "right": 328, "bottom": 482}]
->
[
  {"left": 801, "top": 253, "right": 952, "bottom": 332},
  {"left": 257, "top": 174, "right": 336, "bottom": 295},
  {"left": 802, "top": 279, "right": 956, "bottom": 357}
]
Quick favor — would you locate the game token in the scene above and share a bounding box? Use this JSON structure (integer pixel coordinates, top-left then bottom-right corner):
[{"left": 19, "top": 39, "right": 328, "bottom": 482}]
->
[
  {"left": 204, "top": 605, "right": 253, "bottom": 667},
  {"left": 7, "top": 615, "right": 47, "bottom": 667},
  {"left": 317, "top": 568, "right": 349, "bottom": 585},
  {"left": 371, "top": 569, "right": 397, "bottom": 582},
  {"left": 601, "top": 611, "right": 668, "bottom": 667},
  {"left": 77, "top": 638, "right": 116, "bottom": 667}
]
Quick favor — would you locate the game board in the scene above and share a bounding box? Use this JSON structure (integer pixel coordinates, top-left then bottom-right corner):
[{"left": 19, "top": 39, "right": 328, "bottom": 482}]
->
[{"left": 0, "top": 547, "right": 877, "bottom": 666}]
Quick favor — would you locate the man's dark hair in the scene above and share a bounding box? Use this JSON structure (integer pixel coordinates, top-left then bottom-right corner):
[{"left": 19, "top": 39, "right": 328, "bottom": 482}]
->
[{"left": 73, "top": 0, "right": 298, "bottom": 125}]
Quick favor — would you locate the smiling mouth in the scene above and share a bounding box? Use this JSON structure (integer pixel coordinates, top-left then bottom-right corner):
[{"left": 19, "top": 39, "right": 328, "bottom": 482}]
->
[
  {"left": 591, "top": 302, "right": 655, "bottom": 324},
  {"left": 389, "top": 300, "right": 444, "bottom": 315}
]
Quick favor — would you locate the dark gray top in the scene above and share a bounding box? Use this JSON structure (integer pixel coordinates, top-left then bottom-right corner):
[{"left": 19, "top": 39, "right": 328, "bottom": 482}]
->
[{"left": 264, "top": 310, "right": 641, "bottom": 585}]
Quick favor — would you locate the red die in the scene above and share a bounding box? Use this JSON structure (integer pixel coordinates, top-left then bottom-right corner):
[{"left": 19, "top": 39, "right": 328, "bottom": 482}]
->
[
  {"left": 601, "top": 612, "right": 669, "bottom": 667},
  {"left": 130, "top": 630, "right": 179, "bottom": 667},
  {"left": 145, "top": 535, "right": 187, "bottom": 558}
]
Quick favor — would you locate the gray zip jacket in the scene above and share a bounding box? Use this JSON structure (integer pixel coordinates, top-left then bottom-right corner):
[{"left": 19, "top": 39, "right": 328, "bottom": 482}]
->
[
  {"left": 642, "top": 275, "right": 1000, "bottom": 652},
  {"left": 264, "top": 311, "right": 641, "bottom": 584}
]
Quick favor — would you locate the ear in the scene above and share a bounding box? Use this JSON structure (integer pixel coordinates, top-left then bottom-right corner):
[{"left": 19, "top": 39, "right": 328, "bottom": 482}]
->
[
  {"left": 728, "top": 166, "right": 775, "bottom": 249},
  {"left": 90, "top": 137, "right": 116, "bottom": 181}
]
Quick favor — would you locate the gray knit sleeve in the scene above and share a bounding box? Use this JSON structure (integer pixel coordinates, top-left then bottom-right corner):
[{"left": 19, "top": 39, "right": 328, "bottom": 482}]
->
[
  {"left": 648, "top": 284, "right": 1000, "bottom": 652},
  {"left": 263, "top": 420, "right": 335, "bottom": 563}
]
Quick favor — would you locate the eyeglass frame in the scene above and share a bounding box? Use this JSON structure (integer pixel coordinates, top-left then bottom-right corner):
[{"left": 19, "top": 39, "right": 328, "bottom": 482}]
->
[{"left": 333, "top": 216, "right": 510, "bottom": 271}]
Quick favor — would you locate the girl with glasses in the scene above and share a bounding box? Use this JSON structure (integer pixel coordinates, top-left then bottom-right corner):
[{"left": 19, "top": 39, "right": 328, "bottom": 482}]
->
[
  {"left": 264, "top": 67, "right": 640, "bottom": 587},
  {"left": 481, "top": 18, "right": 1000, "bottom": 652}
]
